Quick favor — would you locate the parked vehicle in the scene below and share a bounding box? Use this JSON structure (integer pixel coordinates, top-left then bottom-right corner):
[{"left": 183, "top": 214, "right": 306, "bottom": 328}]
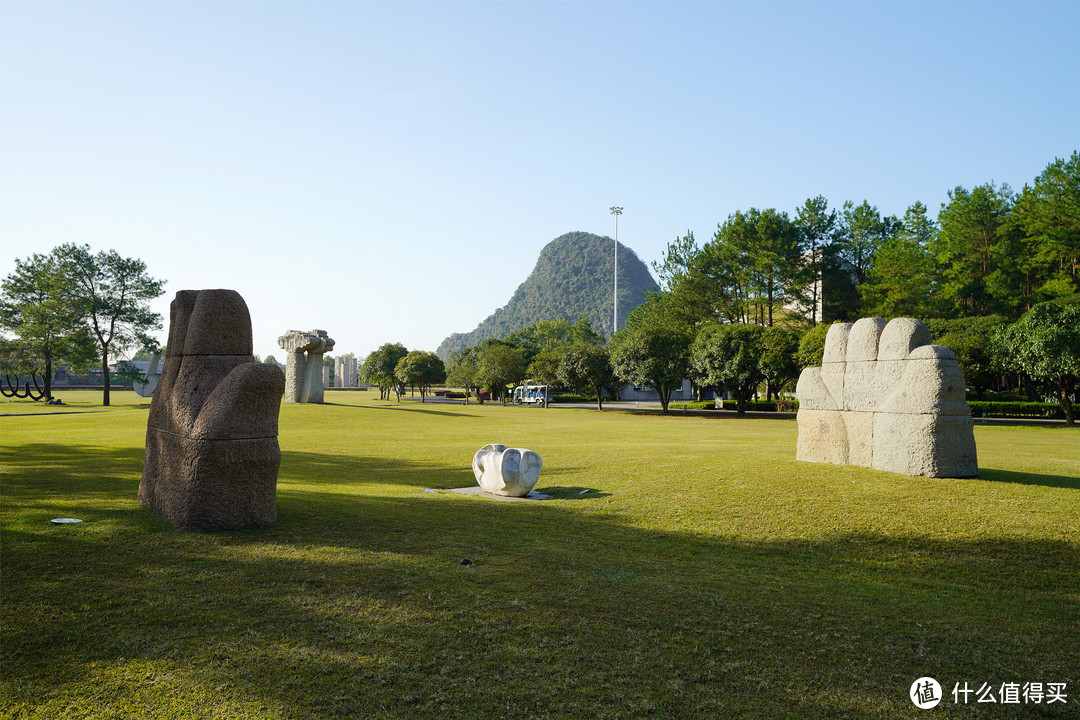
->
[{"left": 513, "top": 383, "right": 551, "bottom": 405}]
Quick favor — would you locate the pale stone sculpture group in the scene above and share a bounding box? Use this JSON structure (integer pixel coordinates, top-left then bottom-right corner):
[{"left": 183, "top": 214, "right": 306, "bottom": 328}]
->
[
  {"left": 335, "top": 356, "right": 358, "bottom": 388},
  {"left": 278, "top": 329, "right": 335, "bottom": 403},
  {"left": 139, "top": 296, "right": 975, "bottom": 534},
  {"left": 796, "top": 317, "right": 978, "bottom": 478},
  {"left": 472, "top": 444, "right": 543, "bottom": 497},
  {"left": 139, "top": 290, "right": 285, "bottom": 531}
]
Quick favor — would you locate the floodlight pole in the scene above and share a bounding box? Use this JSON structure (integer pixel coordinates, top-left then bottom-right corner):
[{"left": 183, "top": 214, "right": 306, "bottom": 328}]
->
[{"left": 610, "top": 206, "right": 623, "bottom": 334}]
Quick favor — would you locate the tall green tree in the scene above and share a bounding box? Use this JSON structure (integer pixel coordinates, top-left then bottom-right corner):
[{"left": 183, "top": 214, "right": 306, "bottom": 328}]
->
[
  {"left": 55, "top": 244, "right": 165, "bottom": 406},
  {"left": 859, "top": 202, "right": 940, "bottom": 319},
  {"left": 706, "top": 208, "right": 806, "bottom": 326},
  {"left": 526, "top": 346, "right": 564, "bottom": 407},
  {"left": 794, "top": 196, "right": 838, "bottom": 325},
  {"left": 0, "top": 252, "right": 96, "bottom": 400},
  {"left": 559, "top": 343, "right": 616, "bottom": 411},
  {"left": 445, "top": 352, "right": 480, "bottom": 404},
  {"left": 993, "top": 301, "right": 1080, "bottom": 425},
  {"left": 689, "top": 323, "right": 765, "bottom": 416},
  {"left": 361, "top": 342, "right": 409, "bottom": 400},
  {"left": 1009, "top": 151, "right": 1080, "bottom": 303},
  {"left": 610, "top": 324, "right": 691, "bottom": 414},
  {"left": 395, "top": 351, "right": 446, "bottom": 403},
  {"left": 759, "top": 326, "right": 801, "bottom": 399},
  {"left": 571, "top": 314, "right": 605, "bottom": 346},
  {"left": 476, "top": 344, "right": 526, "bottom": 405},
  {"left": 934, "top": 182, "right": 1021, "bottom": 317},
  {"left": 837, "top": 200, "right": 899, "bottom": 286},
  {"left": 651, "top": 231, "right": 713, "bottom": 330}
]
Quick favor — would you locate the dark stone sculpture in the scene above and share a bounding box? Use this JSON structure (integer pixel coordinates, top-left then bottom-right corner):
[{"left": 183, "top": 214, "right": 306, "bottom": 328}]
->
[{"left": 138, "top": 290, "right": 285, "bottom": 531}]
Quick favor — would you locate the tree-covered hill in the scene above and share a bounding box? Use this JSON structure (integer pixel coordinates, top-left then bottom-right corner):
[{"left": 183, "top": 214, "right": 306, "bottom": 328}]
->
[{"left": 437, "top": 231, "right": 658, "bottom": 358}]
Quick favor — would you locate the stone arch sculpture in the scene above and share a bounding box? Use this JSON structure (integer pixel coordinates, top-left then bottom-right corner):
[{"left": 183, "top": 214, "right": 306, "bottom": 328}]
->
[
  {"left": 138, "top": 290, "right": 286, "bottom": 531},
  {"left": 795, "top": 317, "right": 978, "bottom": 478}
]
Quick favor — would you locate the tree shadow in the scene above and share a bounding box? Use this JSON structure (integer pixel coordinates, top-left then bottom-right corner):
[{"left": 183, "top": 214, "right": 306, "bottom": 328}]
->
[
  {"left": 362, "top": 404, "right": 478, "bottom": 419},
  {"left": 976, "top": 468, "right": 1080, "bottom": 490},
  {"left": 2, "top": 442, "right": 1078, "bottom": 719},
  {"left": 534, "top": 486, "right": 611, "bottom": 499}
]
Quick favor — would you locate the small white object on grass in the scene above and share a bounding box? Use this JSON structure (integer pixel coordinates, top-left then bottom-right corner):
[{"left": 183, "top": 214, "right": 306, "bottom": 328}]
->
[
  {"left": 579, "top": 489, "right": 591, "bottom": 495},
  {"left": 51, "top": 518, "right": 82, "bottom": 525},
  {"left": 425, "top": 489, "right": 437, "bottom": 494}
]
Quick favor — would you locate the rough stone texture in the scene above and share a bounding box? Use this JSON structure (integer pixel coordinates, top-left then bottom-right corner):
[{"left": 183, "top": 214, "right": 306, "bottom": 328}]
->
[
  {"left": 795, "top": 317, "right": 978, "bottom": 478},
  {"left": 335, "top": 356, "right": 357, "bottom": 388},
  {"left": 278, "top": 330, "right": 335, "bottom": 403},
  {"left": 472, "top": 443, "right": 543, "bottom": 497},
  {"left": 139, "top": 290, "right": 286, "bottom": 531}
]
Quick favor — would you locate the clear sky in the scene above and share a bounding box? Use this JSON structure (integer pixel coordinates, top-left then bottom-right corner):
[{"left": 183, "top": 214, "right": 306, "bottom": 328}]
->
[{"left": 2, "top": 1, "right": 1078, "bottom": 361}]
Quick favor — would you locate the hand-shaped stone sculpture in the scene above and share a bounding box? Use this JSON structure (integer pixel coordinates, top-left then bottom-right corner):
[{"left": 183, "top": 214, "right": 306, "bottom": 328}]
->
[
  {"left": 138, "top": 290, "right": 286, "bottom": 530},
  {"left": 472, "top": 444, "right": 543, "bottom": 497},
  {"left": 795, "top": 317, "right": 977, "bottom": 478}
]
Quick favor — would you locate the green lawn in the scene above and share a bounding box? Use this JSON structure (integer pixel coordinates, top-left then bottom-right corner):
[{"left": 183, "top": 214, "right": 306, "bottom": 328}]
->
[{"left": 2, "top": 392, "right": 1077, "bottom": 719}]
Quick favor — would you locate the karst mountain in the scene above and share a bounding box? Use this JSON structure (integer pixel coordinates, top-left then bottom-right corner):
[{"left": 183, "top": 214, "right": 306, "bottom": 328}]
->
[{"left": 436, "top": 231, "right": 658, "bottom": 358}]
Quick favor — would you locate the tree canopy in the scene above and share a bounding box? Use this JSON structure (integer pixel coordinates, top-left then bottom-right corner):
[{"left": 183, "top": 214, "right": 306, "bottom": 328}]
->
[
  {"left": 395, "top": 351, "right": 446, "bottom": 403},
  {"left": 993, "top": 301, "right": 1080, "bottom": 425},
  {"left": 0, "top": 251, "right": 96, "bottom": 400},
  {"left": 689, "top": 323, "right": 766, "bottom": 415},
  {"left": 559, "top": 343, "right": 616, "bottom": 411},
  {"left": 610, "top": 324, "right": 691, "bottom": 414},
  {"left": 476, "top": 344, "right": 526, "bottom": 405},
  {"left": 55, "top": 244, "right": 165, "bottom": 406},
  {"left": 361, "top": 342, "right": 409, "bottom": 400}
]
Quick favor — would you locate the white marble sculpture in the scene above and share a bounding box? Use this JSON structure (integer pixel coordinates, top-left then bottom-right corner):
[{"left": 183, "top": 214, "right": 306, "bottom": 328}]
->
[
  {"left": 472, "top": 444, "right": 543, "bottom": 497},
  {"left": 277, "top": 329, "right": 335, "bottom": 404},
  {"left": 795, "top": 317, "right": 977, "bottom": 477},
  {"left": 133, "top": 352, "right": 162, "bottom": 398}
]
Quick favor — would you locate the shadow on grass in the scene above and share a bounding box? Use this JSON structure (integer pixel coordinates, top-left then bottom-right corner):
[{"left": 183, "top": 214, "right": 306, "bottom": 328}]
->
[
  {"left": 3, "top": 442, "right": 1078, "bottom": 719},
  {"left": 976, "top": 468, "right": 1080, "bottom": 490},
  {"left": 534, "top": 486, "right": 611, "bottom": 499},
  {"left": 363, "top": 404, "right": 478, "bottom": 419}
]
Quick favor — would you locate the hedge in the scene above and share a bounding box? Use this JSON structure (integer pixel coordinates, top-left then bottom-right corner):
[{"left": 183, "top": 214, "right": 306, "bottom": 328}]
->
[
  {"left": 966, "top": 401, "right": 1064, "bottom": 419},
  {"left": 669, "top": 399, "right": 799, "bottom": 412}
]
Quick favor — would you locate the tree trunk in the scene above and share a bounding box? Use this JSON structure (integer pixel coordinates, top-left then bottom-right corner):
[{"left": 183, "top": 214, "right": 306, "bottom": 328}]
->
[
  {"left": 44, "top": 354, "right": 53, "bottom": 401},
  {"left": 1060, "top": 381, "right": 1075, "bottom": 426},
  {"left": 595, "top": 385, "right": 603, "bottom": 411},
  {"left": 101, "top": 347, "right": 110, "bottom": 406}
]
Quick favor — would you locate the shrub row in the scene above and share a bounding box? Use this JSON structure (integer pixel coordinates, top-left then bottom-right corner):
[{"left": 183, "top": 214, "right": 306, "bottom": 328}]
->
[
  {"left": 669, "top": 399, "right": 800, "bottom": 412},
  {"left": 552, "top": 393, "right": 616, "bottom": 403},
  {"left": 967, "top": 401, "right": 1064, "bottom": 419},
  {"left": 664, "top": 399, "right": 1063, "bottom": 419}
]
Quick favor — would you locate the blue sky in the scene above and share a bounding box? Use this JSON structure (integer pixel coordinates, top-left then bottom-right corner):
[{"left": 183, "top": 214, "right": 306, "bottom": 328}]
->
[{"left": 2, "top": 1, "right": 1078, "bottom": 361}]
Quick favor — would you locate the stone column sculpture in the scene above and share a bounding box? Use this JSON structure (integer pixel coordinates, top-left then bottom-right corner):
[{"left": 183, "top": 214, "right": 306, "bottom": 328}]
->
[
  {"left": 795, "top": 317, "right": 978, "bottom": 478},
  {"left": 138, "top": 290, "right": 286, "bottom": 531},
  {"left": 278, "top": 329, "right": 335, "bottom": 403},
  {"left": 335, "top": 356, "right": 357, "bottom": 388}
]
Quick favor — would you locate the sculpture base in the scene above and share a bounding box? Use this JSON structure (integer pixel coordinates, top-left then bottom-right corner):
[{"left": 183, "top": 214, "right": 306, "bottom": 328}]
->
[{"left": 448, "top": 487, "right": 551, "bottom": 502}]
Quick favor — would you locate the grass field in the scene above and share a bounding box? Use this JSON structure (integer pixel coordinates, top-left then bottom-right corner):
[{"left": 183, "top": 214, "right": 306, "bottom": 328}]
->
[{"left": 2, "top": 392, "right": 1077, "bottom": 718}]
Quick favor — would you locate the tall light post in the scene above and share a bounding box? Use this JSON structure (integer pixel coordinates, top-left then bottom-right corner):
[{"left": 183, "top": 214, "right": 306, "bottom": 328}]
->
[{"left": 610, "top": 206, "right": 622, "bottom": 334}]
